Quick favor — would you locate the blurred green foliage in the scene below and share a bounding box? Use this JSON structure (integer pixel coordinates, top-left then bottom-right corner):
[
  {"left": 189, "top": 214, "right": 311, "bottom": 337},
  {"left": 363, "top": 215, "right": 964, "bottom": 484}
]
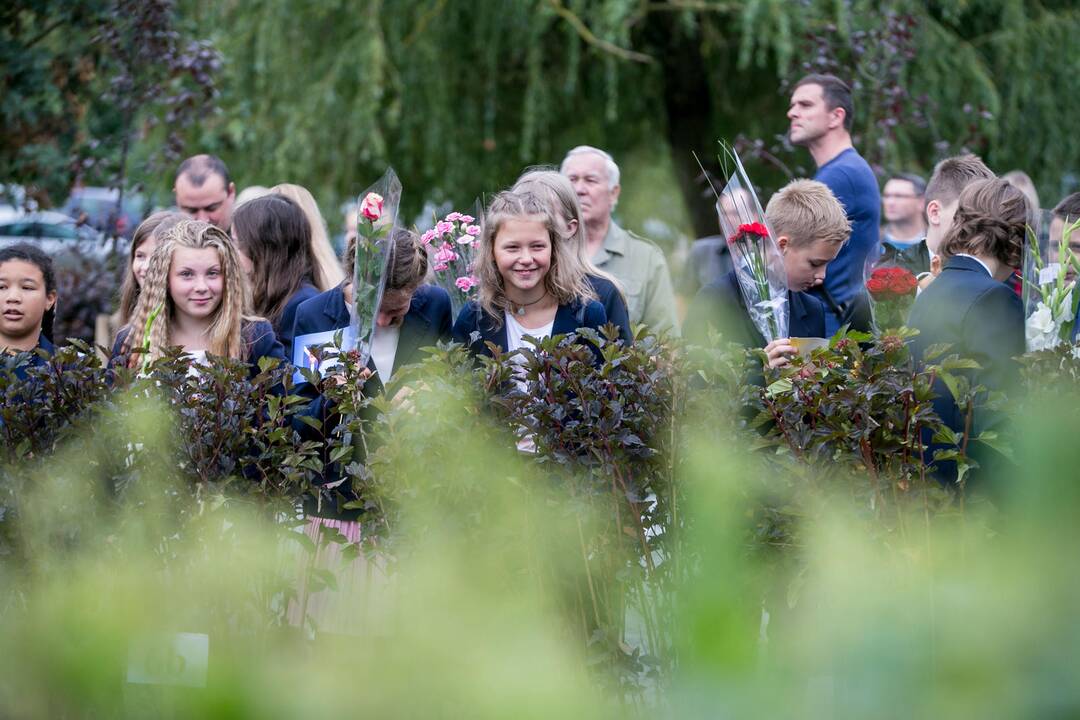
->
[{"left": 2, "top": 331, "right": 1080, "bottom": 715}]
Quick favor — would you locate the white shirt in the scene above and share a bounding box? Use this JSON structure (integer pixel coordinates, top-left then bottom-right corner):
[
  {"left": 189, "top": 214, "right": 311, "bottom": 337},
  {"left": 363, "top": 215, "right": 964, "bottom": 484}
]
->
[
  {"left": 953, "top": 253, "right": 993, "bottom": 277},
  {"left": 504, "top": 311, "right": 554, "bottom": 352},
  {"left": 370, "top": 324, "right": 400, "bottom": 381},
  {"left": 503, "top": 312, "right": 554, "bottom": 455}
]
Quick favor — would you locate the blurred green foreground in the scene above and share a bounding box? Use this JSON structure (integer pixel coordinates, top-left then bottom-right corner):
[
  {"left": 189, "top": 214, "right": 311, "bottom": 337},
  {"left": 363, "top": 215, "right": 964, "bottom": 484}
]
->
[{"left": 1, "top": 369, "right": 1078, "bottom": 719}]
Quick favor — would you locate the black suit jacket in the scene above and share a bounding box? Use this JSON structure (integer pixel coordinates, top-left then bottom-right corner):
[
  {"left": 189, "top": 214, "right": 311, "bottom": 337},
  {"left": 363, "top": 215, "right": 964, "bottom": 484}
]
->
[
  {"left": 878, "top": 238, "right": 932, "bottom": 276},
  {"left": 291, "top": 283, "right": 453, "bottom": 395},
  {"left": 588, "top": 274, "right": 633, "bottom": 344},
  {"left": 907, "top": 255, "right": 1024, "bottom": 484},
  {"left": 275, "top": 283, "right": 319, "bottom": 360},
  {"left": 684, "top": 270, "right": 827, "bottom": 348}
]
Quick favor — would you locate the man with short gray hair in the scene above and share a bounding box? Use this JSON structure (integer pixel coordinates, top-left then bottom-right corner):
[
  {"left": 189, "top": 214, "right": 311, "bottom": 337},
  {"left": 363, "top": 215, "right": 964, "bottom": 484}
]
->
[{"left": 560, "top": 145, "right": 678, "bottom": 334}]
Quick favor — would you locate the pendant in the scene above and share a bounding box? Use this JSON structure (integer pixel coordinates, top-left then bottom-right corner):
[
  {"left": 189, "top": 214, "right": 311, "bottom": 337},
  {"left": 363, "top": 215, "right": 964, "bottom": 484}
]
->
[{"left": 516, "top": 306, "right": 525, "bottom": 316}]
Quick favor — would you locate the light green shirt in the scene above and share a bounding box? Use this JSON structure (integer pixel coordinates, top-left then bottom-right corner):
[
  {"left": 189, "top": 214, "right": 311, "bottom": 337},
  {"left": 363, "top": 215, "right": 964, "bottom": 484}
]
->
[{"left": 591, "top": 220, "right": 679, "bottom": 335}]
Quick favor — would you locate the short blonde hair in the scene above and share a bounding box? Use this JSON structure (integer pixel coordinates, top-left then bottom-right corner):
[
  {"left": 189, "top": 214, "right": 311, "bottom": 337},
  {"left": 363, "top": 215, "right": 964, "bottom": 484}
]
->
[{"left": 765, "top": 179, "right": 851, "bottom": 248}]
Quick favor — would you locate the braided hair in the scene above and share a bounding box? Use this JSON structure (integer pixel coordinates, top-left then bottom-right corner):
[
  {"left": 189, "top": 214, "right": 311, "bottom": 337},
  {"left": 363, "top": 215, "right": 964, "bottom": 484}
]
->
[
  {"left": 121, "top": 219, "right": 251, "bottom": 366},
  {"left": 939, "top": 178, "right": 1029, "bottom": 269}
]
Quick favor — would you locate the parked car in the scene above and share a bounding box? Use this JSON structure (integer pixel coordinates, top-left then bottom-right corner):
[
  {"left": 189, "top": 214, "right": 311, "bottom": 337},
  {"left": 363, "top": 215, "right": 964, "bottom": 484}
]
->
[
  {"left": 62, "top": 186, "right": 146, "bottom": 239},
  {"left": 0, "top": 208, "right": 118, "bottom": 260}
]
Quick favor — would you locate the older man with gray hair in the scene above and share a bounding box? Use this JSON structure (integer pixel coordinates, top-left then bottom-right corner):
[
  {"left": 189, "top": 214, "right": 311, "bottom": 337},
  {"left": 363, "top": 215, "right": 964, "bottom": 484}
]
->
[{"left": 560, "top": 146, "right": 678, "bottom": 334}]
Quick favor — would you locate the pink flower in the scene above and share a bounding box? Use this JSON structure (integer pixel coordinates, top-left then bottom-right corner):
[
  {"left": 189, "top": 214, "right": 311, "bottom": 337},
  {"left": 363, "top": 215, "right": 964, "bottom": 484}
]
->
[
  {"left": 455, "top": 275, "right": 479, "bottom": 292},
  {"left": 433, "top": 262, "right": 449, "bottom": 272},
  {"left": 465, "top": 224, "right": 481, "bottom": 236},
  {"left": 420, "top": 228, "right": 437, "bottom": 245},
  {"left": 435, "top": 220, "right": 454, "bottom": 236},
  {"left": 455, "top": 235, "right": 474, "bottom": 245},
  {"left": 434, "top": 243, "right": 458, "bottom": 265},
  {"left": 460, "top": 214, "right": 475, "bottom": 224},
  {"left": 360, "top": 193, "right": 383, "bottom": 222},
  {"left": 445, "top": 212, "right": 463, "bottom": 222}
]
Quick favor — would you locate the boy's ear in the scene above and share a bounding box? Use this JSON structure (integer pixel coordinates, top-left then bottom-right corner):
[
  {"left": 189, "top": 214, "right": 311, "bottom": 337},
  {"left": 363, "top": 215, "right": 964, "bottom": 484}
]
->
[
  {"left": 45, "top": 291, "right": 57, "bottom": 312},
  {"left": 777, "top": 235, "right": 791, "bottom": 253},
  {"left": 926, "top": 199, "right": 941, "bottom": 226}
]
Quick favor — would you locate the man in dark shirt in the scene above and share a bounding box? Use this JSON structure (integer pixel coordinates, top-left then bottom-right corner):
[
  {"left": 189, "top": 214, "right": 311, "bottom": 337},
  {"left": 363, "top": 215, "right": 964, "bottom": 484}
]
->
[{"left": 787, "top": 74, "right": 880, "bottom": 335}]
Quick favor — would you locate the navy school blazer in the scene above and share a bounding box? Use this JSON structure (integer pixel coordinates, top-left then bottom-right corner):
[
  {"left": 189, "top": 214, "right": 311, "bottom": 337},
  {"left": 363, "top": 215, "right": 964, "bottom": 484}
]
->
[
  {"left": 588, "top": 274, "right": 633, "bottom": 344},
  {"left": 291, "top": 283, "right": 453, "bottom": 395},
  {"left": 907, "top": 255, "right": 1024, "bottom": 485},
  {"left": 451, "top": 298, "right": 608, "bottom": 360},
  {"left": 275, "top": 283, "right": 319, "bottom": 360},
  {"left": 3, "top": 334, "right": 55, "bottom": 381},
  {"left": 683, "top": 269, "right": 826, "bottom": 349},
  {"left": 110, "top": 319, "right": 286, "bottom": 380}
]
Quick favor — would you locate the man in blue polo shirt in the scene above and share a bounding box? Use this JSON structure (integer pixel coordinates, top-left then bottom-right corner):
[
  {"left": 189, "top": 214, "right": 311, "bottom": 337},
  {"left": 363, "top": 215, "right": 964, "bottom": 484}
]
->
[{"left": 788, "top": 74, "right": 880, "bottom": 335}]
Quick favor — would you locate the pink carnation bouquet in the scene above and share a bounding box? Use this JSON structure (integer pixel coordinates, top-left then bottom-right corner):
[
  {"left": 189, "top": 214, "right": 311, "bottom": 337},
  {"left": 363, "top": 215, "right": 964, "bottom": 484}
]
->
[{"left": 423, "top": 208, "right": 482, "bottom": 317}]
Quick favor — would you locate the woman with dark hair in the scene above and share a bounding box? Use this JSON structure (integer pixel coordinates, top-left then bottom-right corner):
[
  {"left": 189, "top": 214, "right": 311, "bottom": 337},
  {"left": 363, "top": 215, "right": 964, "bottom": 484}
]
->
[
  {"left": 231, "top": 193, "right": 320, "bottom": 357},
  {"left": 292, "top": 226, "right": 452, "bottom": 394}
]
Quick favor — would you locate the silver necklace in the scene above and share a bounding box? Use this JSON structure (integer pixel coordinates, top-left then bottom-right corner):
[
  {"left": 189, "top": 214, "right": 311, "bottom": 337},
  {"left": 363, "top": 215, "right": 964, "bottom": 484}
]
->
[{"left": 512, "top": 292, "right": 547, "bottom": 316}]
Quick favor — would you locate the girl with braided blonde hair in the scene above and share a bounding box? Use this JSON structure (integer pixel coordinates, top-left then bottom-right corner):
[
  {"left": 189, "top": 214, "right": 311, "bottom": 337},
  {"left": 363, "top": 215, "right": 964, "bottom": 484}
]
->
[{"left": 112, "top": 219, "right": 284, "bottom": 372}]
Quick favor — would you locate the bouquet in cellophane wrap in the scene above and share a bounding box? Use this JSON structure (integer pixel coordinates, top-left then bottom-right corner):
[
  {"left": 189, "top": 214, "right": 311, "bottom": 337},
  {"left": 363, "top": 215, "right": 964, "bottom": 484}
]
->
[
  {"left": 1022, "top": 208, "right": 1080, "bottom": 351},
  {"left": 422, "top": 201, "right": 483, "bottom": 318},
  {"left": 291, "top": 169, "right": 401, "bottom": 383},
  {"left": 865, "top": 264, "right": 918, "bottom": 332},
  {"left": 706, "top": 143, "right": 789, "bottom": 342},
  {"left": 350, "top": 169, "right": 403, "bottom": 365}
]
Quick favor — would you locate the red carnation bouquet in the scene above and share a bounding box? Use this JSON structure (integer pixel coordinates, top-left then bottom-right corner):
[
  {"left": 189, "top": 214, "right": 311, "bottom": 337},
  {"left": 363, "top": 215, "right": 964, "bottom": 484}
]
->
[
  {"left": 866, "top": 265, "right": 918, "bottom": 330},
  {"left": 699, "top": 143, "right": 789, "bottom": 342}
]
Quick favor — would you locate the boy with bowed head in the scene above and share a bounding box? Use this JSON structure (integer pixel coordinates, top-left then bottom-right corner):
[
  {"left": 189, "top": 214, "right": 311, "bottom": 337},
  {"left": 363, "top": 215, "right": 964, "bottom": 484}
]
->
[
  {"left": 918, "top": 154, "right": 996, "bottom": 289},
  {"left": 685, "top": 179, "right": 851, "bottom": 368}
]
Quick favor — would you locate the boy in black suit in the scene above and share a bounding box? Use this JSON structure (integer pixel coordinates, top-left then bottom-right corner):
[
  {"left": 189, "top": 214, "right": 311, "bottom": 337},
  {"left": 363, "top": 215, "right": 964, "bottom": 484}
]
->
[
  {"left": 907, "top": 178, "right": 1028, "bottom": 486},
  {"left": 685, "top": 179, "right": 851, "bottom": 368}
]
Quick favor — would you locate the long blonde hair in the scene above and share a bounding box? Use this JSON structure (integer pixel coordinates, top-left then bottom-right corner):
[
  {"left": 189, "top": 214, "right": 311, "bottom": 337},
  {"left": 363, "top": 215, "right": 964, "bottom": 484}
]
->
[
  {"left": 122, "top": 219, "right": 251, "bottom": 366},
  {"left": 475, "top": 189, "right": 596, "bottom": 325},
  {"left": 512, "top": 168, "right": 624, "bottom": 299},
  {"left": 271, "top": 183, "right": 347, "bottom": 290}
]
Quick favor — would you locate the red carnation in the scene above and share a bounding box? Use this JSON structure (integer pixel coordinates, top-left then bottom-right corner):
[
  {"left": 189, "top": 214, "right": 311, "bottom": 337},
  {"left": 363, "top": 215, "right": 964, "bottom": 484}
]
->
[{"left": 728, "top": 222, "right": 770, "bottom": 245}]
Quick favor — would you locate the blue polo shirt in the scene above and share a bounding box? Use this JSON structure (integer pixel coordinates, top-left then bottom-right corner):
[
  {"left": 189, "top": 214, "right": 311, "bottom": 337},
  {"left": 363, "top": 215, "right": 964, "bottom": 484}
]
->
[{"left": 811, "top": 147, "right": 880, "bottom": 335}]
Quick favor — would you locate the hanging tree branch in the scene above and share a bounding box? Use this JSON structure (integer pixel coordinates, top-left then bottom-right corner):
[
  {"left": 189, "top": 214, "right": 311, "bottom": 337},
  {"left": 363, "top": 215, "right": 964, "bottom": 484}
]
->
[{"left": 546, "top": 0, "right": 656, "bottom": 65}]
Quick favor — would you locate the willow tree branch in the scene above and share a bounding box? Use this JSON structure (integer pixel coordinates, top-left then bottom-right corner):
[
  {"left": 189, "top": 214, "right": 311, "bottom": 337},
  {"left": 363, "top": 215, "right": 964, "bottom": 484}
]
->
[{"left": 547, "top": 0, "right": 656, "bottom": 65}]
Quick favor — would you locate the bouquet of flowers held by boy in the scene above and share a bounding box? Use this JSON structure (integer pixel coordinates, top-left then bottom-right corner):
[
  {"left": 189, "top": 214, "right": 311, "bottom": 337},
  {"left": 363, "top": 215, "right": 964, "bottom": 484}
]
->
[
  {"left": 422, "top": 205, "right": 483, "bottom": 318},
  {"left": 866, "top": 264, "right": 918, "bottom": 331},
  {"left": 1022, "top": 209, "right": 1080, "bottom": 351},
  {"left": 699, "top": 143, "right": 789, "bottom": 343},
  {"left": 291, "top": 168, "right": 402, "bottom": 381}
]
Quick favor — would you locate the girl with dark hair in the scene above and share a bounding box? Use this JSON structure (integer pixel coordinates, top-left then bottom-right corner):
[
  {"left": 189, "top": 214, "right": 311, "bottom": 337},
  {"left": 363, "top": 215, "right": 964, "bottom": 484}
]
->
[
  {"left": 231, "top": 193, "right": 320, "bottom": 357},
  {"left": 0, "top": 244, "right": 58, "bottom": 377},
  {"left": 292, "top": 226, "right": 452, "bottom": 394}
]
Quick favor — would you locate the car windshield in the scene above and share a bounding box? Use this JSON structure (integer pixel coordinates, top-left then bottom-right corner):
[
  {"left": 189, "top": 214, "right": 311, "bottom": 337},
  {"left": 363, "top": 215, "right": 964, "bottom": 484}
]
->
[{"left": 0, "top": 221, "right": 79, "bottom": 240}]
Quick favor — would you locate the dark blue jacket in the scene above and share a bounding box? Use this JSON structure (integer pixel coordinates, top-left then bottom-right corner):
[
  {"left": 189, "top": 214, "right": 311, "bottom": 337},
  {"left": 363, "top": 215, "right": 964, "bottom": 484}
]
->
[
  {"left": 110, "top": 319, "right": 286, "bottom": 380},
  {"left": 291, "top": 283, "right": 453, "bottom": 395},
  {"left": 3, "top": 334, "right": 55, "bottom": 381},
  {"left": 275, "top": 283, "right": 319, "bottom": 360},
  {"left": 588, "top": 274, "right": 633, "bottom": 344},
  {"left": 684, "top": 270, "right": 826, "bottom": 349},
  {"left": 451, "top": 298, "right": 608, "bottom": 359},
  {"left": 908, "top": 255, "right": 1024, "bottom": 485},
  {"left": 811, "top": 147, "right": 881, "bottom": 335}
]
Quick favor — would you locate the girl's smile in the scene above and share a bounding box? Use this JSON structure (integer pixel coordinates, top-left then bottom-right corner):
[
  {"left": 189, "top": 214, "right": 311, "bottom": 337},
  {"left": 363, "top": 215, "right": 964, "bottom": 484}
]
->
[{"left": 493, "top": 217, "right": 552, "bottom": 302}]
